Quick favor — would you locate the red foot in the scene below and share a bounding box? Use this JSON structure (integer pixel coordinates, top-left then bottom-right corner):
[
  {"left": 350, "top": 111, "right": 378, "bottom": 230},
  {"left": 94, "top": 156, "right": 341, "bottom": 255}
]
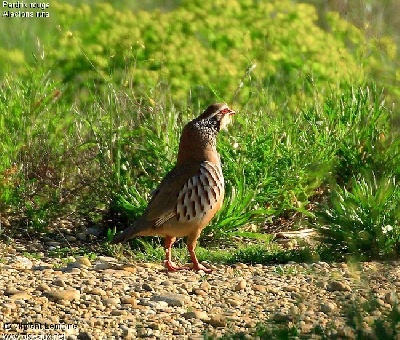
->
[
  {"left": 164, "top": 260, "right": 190, "bottom": 272},
  {"left": 191, "top": 263, "right": 212, "bottom": 273}
]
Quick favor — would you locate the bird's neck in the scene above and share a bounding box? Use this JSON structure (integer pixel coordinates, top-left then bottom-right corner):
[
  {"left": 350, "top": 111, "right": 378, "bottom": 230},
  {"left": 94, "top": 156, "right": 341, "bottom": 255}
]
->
[{"left": 176, "top": 122, "right": 220, "bottom": 166}]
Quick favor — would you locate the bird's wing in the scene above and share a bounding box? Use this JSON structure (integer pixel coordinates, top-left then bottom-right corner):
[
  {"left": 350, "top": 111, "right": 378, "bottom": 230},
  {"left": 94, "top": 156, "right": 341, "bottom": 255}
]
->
[
  {"left": 143, "top": 164, "right": 198, "bottom": 223},
  {"left": 144, "top": 161, "right": 224, "bottom": 227},
  {"left": 111, "top": 166, "right": 194, "bottom": 242}
]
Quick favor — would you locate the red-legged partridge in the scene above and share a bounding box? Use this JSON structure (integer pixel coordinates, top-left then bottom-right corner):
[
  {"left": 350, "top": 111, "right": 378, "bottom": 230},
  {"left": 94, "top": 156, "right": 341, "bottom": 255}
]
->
[{"left": 111, "top": 103, "right": 235, "bottom": 272}]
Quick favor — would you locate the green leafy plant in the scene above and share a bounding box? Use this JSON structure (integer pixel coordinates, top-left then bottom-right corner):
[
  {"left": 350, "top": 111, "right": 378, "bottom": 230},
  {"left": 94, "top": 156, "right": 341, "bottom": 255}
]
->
[
  {"left": 317, "top": 170, "right": 400, "bottom": 259},
  {"left": 3, "top": 1, "right": 397, "bottom": 107},
  {"left": 203, "top": 170, "right": 272, "bottom": 239}
]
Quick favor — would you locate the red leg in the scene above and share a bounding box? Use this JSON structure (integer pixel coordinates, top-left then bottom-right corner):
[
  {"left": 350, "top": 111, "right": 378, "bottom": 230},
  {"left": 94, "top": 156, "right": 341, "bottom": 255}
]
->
[
  {"left": 187, "top": 238, "right": 212, "bottom": 273},
  {"left": 164, "top": 236, "right": 189, "bottom": 272}
]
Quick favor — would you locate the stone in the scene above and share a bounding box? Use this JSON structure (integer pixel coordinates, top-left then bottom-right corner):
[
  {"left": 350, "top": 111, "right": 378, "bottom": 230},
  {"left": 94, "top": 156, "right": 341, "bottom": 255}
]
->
[
  {"left": 206, "top": 314, "right": 227, "bottom": 327},
  {"left": 161, "top": 280, "right": 174, "bottom": 287},
  {"left": 336, "top": 326, "right": 355, "bottom": 338},
  {"left": 152, "top": 293, "right": 190, "bottom": 307},
  {"left": 77, "top": 332, "right": 91, "bottom": 340},
  {"left": 102, "top": 297, "right": 120, "bottom": 306},
  {"left": 273, "top": 312, "right": 292, "bottom": 322},
  {"left": 243, "top": 316, "right": 256, "bottom": 328},
  {"left": 321, "top": 302, "right": 336, "bottom": 313},
  {"left": 315, "top": 280, "right": 328, "bottom": 289},
  {"left": 193, "top": 289, "right": 207, "bottom": 296},
  {"left": 94, "top": 263, "right": 110, "bottom": 271},
  {"left": 120, "top": 325, "right": 135, "bottom": 339},
  {"left": 289, "top": 305, "right": 299, "bottom": 316},
  {"left": 327, "top": 280, "right": 351, "bottom": 292},
  {"left": 111, "top": 309, "right": 127, "bottom": 316},
  {"left": 90, "top": 288, "right": 107, "bottom": 296},
  {"left": 266, "top": 287, "right": 280, "bottom": 294},
  {"left": 183, "top": 310, "right": 210, "bottom": 321},
  {"left": 142, "top": 283, "right": 153, "bottom": 292},
  {"left": 5, "top": 287, "right": 22, "bottom": 296},
  {"left": 86, "top": 228, "right": 102, "bottom": 237},
  {"left": 121, "top": 264, "right": 137, "bottom": 273},
  {"left": 136, "top": 328, "right": 148, "bottom": 337},
  {"left": 37, "top": 283, "right": 51, "bottom": 291},
  {"left": 225, "top": 298, "right": 242, "bottom": 307},
  {"left": 44, "top": 289, "right": 81, "bottom": 302},
  {"left": 75, "top": 256, "right": 92, "bottom": 267},
  {"left": 8, "top": 291, "right": 31, "bottom": 300},
  {"left": 1, "top": 302, "right": 17, "bottom": 310},
  {"left": 96, "top": 256, "right": 117, "bottom": 263},
  {"left": 375, "top": 298, "right": 385, "bottom": 306},
  {"left": 121, "top": 296, "right": 137, "bottom": 306},
  {"left": 140, "top": 300, "right": 169, "bottom": 309},
  {"left": 284, "top": 285, "right": 300, "bottom": 293},
  {"left": 253, "top": 284, "right": 266, "bottom": 293},
  {"left": 52, "top": 278, "right": 66, "bottom": 287},
  {"left": 200, "top": 281, "right": 211, "bottom": 291},
  {"left": 11, "top": 256, "right": 33, "bottom": 270},
  {"left": 141, "top": 262, "right": 164, "bottom": 270},
  {"left": 384, "top": 291, "right": 398, "bottom": 305},
  {"left": 234, "top": 280, "right": 247, "bottom": 291}
]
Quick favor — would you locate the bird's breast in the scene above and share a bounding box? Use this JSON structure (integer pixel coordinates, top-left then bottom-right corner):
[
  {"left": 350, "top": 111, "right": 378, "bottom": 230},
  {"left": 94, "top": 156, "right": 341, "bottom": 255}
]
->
[{"left": 175, "top": 161, "right": 224, "bottom": 223}]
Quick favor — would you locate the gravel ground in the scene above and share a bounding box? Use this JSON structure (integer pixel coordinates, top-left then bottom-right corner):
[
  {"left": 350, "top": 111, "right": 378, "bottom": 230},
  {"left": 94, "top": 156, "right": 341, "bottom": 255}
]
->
[{"left": 0, "top": 243, "right": 399, "bottom": 340}]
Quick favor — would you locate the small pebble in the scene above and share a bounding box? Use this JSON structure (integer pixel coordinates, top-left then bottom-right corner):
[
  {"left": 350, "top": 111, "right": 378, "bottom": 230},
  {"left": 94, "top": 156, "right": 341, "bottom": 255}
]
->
[{"left": 0, "top": 248, "right": 397, "bottom": 339}]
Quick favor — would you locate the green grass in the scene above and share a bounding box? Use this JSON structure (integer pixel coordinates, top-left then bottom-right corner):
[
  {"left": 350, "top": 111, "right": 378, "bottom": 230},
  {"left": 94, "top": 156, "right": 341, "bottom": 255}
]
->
[
  {"left": 106, "top": 236, "right": 325, "bottom": 267},
  {"left": 1, "top": 62, "right": 399, "bottom": 263},
  {"left": 0, "top": 0, "right": 399, "bottom": 267},
  {"left": 317, "top": 170, "right": 400, "bottom": 260}
]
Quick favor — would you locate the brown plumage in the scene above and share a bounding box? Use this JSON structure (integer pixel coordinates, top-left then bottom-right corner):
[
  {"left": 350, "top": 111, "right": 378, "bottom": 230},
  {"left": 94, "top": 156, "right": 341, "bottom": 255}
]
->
[{"left": 111, "top": 103, "right": 235, "bottom": 272}]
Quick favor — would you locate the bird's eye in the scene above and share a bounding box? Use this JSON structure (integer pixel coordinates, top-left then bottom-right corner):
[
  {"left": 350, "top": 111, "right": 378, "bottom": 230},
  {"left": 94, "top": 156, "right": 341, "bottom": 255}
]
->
[{"left": 220, "top": 108, "right": 231, "bottom": 114}]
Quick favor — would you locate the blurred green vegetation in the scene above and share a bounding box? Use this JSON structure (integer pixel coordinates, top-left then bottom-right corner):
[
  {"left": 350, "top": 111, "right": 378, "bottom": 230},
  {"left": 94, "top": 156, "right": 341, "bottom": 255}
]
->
[{"left": 0, "top": 0, "right": 399, "bottom": 107}]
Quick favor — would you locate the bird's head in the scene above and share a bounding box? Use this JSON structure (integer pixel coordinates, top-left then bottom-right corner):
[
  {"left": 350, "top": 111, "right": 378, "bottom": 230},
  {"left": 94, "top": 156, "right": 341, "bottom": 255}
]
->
[
  {"left": 178, "top": 103, "right": 235, "bottom": 164},
  {"left": 197, "top": 103, "right": 236, "bottom": 131}
]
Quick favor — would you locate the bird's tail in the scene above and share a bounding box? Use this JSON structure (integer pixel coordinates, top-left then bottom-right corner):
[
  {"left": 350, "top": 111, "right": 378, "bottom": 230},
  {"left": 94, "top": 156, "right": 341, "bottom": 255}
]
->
[{"left": 110, "top": 219, "right": 150, "bottom": 244}]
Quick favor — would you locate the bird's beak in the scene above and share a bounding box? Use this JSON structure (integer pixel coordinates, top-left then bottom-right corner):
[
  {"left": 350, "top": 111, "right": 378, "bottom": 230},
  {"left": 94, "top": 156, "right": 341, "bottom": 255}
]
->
[{"left": 220, "top": 108, "right": 235, "bottom": 130}]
